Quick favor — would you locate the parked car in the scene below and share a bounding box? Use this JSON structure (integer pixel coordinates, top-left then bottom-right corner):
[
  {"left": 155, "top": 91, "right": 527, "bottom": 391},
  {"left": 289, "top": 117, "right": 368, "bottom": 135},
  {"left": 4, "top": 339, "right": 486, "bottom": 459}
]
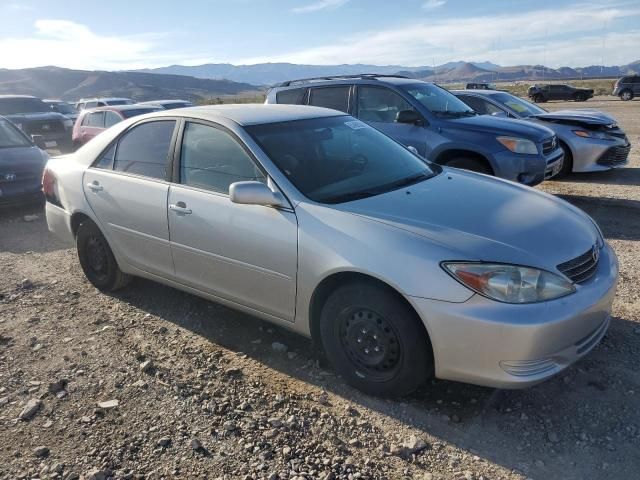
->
[
  {"left": 44, "top": 104, "right": 617, "bottom": 396},
  {"left": 139, "top": 99, "right": 194, "bottom": 110},
  {"left": 454, "top": 90, "right": 631, "bottom": 175},
  {"left": 75, "top": 98, "right": 135, "bottom": 111},
  {"left": 465, "top": 82, "right": 496, "bottom": 90},
  {"left": 527, "top": 84, "right": 594, "bottom": 103},
  {"left": 0, "top": 95, "right": 73, "bottom": 153},
  {"left": 44, "top": 99, "right": 79, "bottom": 123},
  {"left": 266, "top": 75, "right": 564, "bottom": 185},
  {"left": 0, "top": 116, "right": 49, "bottom": 205},
  {"left": 612, "top": 75, "right": 640, "bottom": 101},
  {"left": 72, "top": 105, "right": 162, "bottom": 148}
]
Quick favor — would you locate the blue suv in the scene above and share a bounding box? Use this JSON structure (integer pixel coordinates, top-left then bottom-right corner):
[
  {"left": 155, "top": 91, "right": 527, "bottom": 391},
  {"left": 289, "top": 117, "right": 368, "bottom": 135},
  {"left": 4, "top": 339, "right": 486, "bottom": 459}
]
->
[{"left": 266, "top": 75, "right": 564, "bottom": 186}]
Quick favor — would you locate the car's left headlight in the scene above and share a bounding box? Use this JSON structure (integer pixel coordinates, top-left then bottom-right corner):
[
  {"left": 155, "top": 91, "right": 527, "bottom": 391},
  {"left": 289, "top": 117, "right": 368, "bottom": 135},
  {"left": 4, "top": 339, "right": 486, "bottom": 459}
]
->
[
  {"left": 442, "top": 262, "right": 575, "bottom": 304},
  {"left": 63, "top": 119, "right": 74, "bottom": 129},
  {"left": 496, "top": 136, "right": 538, "bottom": 154}
]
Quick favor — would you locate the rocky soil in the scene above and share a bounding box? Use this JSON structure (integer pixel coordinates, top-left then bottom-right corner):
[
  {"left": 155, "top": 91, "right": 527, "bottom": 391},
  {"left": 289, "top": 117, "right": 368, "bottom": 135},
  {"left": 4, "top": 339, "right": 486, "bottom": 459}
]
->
[{"left": 1, "top": 98, "right": 639, "bottom": 480}]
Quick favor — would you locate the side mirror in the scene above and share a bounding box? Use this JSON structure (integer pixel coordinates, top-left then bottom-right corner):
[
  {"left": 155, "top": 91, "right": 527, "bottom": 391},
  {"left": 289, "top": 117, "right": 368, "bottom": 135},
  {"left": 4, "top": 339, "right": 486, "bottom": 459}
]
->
[
  {"left": 491, "top": 111, "right": 507, "bottom": 118},
  {"left": 229, "top": 181, "right": 284, "bottom": 207},
  {"left": 396, "top": 109, "right": 424, "bottom": 126},
  {"left": 31, "top": 134, "right": 46, "bottom": 149}
]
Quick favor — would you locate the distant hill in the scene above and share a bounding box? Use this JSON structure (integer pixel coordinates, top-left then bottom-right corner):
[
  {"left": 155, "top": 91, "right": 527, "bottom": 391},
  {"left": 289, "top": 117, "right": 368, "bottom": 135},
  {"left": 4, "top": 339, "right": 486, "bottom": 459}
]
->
[
  {"left": 0, "top": 66, "right": 260, "bottom": 102},
  {"left": 136, "top": 60, "right": 640, "bottom": 85}
]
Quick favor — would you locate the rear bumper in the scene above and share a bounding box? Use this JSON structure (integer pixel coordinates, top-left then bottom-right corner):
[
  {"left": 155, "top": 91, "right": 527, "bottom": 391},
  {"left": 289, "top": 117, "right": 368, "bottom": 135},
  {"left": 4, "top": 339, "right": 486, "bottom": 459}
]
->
[
  {"left": 45, "top": 202, "right": 74, "bottom": 244},
  {"left": 409, "top": 242, "right": 618, "bottom": 389}
]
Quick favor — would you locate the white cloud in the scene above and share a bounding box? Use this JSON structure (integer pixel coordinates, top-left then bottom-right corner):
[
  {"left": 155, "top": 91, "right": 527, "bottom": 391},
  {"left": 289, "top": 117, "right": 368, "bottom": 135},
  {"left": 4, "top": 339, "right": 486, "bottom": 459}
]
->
[
  {"left": 423, "top": 0, "right": 446, "bottom": 10},
  {"left": 241, "top": 4, "right": 640, "bottom": 67},
  {"left": 0, "top": 20, "right": 178, "bottom": 70},
  {"left": 292, "top": 0, "right": 349, "bottom": 14}
]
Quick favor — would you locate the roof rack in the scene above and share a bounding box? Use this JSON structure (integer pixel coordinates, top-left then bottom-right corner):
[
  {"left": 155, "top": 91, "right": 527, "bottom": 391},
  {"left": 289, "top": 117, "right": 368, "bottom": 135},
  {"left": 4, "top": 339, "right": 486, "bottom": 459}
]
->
[{"left": 275, "top": 73, "right": 409, "bottom": 87}]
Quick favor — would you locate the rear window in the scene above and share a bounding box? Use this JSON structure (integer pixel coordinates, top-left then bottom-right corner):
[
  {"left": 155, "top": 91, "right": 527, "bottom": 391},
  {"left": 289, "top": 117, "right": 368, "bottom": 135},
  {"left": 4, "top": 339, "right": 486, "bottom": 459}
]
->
[
  {"left": 276, "top": 88, "right": 307, "bottom": 105},
  {"left": 308, "top": 87, "right": 350, "bottom": 113},
  {"left": 0, "top": 97, "right": 49, "bottom": 115}
]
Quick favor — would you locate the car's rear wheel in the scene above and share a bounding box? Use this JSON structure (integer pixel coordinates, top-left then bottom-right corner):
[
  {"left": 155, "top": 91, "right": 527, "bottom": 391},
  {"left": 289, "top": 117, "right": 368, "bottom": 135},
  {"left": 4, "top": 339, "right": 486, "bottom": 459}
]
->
[
  {"left": 445, "top": 157, "right": 492, "bottom": 175},
  {"left": 319, "top": 281, "right": 433, "bottom": 397},
  {"left": 76, "top": 220, "right": 131, "bottom": 291},
  {"left": 533, "top": 94, "right": 545, "bottom": 103},
  {"left": 574, "top": 93, "right": 585, "bottom": 102},
  {"left": 620, "top": 90, "right": 634, "bottom": 101}
]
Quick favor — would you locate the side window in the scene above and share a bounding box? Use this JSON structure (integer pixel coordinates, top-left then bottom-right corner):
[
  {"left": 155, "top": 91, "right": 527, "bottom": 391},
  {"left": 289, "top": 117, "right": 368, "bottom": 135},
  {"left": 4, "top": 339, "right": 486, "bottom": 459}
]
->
[
  {"left": 97, "top": 102, "right": 106, "bottom": 107},
  {"left": 114, "top": 120, "right": 176, "bottom": 180},
  {"left": 276, "top": 88, "right": 306, "bottom": 105},
  {"left": 85, "top": 101, "right": 98, "bottom": 109},
  {"left": 308, "top": 86, "right": 350, "bottom": 113},
  {"left": 633, "top": 76, "right": 640, "bottom": 84},
  {"left": 82, "top": 112, "right": 104, "bottom": 127},
  {"left": 179, "top": 122, "right": 265, "bottom": 194},
  {"left": 104, "top": 111, "right": 122, "bottom": 128},
  {"left": 94, "top": 144, "right": 116, "bottom": 170},
  {"left": 357, "top": 87, "right": 414, "bottom": 123},
  {"left": 457, "top": 95, "right": 489, "bottom": 115}
]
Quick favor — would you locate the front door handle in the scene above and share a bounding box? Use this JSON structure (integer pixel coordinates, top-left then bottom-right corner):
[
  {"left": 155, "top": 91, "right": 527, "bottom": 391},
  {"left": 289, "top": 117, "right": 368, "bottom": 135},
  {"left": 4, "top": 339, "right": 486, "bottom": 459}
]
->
[
  {"left": 169, "top": 201, "right": 192, "bottom": 215},
  {"left": 86, "top": 182, "right": 103, "bottom": 192}
]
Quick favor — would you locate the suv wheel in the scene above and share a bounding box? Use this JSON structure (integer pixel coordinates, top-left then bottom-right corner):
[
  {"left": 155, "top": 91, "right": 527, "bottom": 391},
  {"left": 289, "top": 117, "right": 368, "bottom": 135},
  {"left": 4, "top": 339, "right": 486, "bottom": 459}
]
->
[
  {"left": 620, "top": 90, "right": 634, "bottom": 101},
  {"left": 319, "top": 281, "right": 433, "bottom": 397},
  {"left": 76, "top": 220, "right": 132, "bottom": 291},
  {"left": 445, "top": 157, "right": 492, "bottom": 175},
  {"left": 533, "top": 94, "right": 545, "bottom": 103}
]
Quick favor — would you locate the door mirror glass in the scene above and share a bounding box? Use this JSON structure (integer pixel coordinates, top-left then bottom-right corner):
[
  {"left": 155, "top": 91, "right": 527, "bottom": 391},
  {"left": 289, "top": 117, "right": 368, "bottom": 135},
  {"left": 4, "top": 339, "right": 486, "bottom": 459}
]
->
[
  {"left": 229, "top": 181, "right": 283, "bottom": 207},
  {"left": 396, "top": 109, "right": 423, "bottom": 125}
]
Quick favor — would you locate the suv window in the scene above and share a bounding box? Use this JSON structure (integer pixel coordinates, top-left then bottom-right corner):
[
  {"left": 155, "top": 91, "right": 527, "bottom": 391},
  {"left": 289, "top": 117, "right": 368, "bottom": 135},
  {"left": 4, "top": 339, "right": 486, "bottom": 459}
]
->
[
  {"left": 114, "top": 120, "right": 176, "bottom": 180},
  {"left": 84, "top": 112, "right": 104, "bottom": 127},
  {"left": 276, "top": 88, "right": 306, "bottom": 105},
  {"left": 457, "top": 95, "right": 503, "bottom": 115},
  {"left": 104, "top": 111, "right": 122, "bottom": 128},
  {"left": 0, "top": 97, "right": 49, "bottom": 115},
  {"left": 357, "top": 86, "right": 413, "bottom": 123},
  {"left": 179, "top": 122, "right": 265, "bottom": 194},
  {"left": 308, "top": 86, "right": 350, "bottom": 113}
]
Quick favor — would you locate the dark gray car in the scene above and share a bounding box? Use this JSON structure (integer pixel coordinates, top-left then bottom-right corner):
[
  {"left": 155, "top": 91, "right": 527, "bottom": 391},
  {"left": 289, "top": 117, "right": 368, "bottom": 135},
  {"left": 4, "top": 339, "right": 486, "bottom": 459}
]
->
[
  {"left": 0, "top": 116, "right": 49, "bottom": 205},
  {"left": 612, "top": 75, "right": 640, "bottom": 101}
]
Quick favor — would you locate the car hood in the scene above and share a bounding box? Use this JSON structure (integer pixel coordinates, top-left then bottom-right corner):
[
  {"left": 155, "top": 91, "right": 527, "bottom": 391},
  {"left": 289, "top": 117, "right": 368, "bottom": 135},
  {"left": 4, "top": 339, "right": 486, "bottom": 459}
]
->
[
  {"left": 0, "top": 145, "right": 47, "bottom": 172},
  {"left": 338, "top": 169, "right": 599, "bottom": 272},
  {"left": 3, "top": 112, "right": 66, "bottom": 123},
  {"left": 532, "top": 109, "right": 617, "bottom": 126},
  {"left": 445, "top": 114, "right": 554, "bottom": 141}
]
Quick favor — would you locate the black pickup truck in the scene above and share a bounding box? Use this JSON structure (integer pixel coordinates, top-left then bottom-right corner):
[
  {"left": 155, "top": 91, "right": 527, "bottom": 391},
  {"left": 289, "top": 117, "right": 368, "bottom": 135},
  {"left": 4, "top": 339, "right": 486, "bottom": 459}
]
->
[
  {"left": 527, "top": 84, "right": 594, "bottom": 103},
  {"left": 0, "top": 95, "right": 73, "bottom": 153}
]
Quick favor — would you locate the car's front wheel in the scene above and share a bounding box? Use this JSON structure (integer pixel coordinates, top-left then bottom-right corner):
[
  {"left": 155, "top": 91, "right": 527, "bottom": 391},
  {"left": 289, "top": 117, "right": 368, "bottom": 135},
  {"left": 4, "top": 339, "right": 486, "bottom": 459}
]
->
[
  {"left": 319, "top": 281, "right": 433, "bottom": 397},
  {"left": 620, "top": 90, "right": 634, "bottom": 101},
  {"left": 76, "top": 220, "right": 131, "bottom": 291},
  {"left": 533, "top": 94, "right": 545, "bottom": 103}
]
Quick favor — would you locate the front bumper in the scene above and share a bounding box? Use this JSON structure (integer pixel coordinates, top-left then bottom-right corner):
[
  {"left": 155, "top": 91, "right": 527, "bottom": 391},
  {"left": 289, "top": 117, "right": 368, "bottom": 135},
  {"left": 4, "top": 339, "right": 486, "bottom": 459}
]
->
[
  {"left": 409, "top": 242, "right": 618, "bottom": 389},
  {"left": 569, "top": 136, "right": 631, "bottom": 172},
  {"left": 492, "top": 147, "right": 563, "bottom": 186}
]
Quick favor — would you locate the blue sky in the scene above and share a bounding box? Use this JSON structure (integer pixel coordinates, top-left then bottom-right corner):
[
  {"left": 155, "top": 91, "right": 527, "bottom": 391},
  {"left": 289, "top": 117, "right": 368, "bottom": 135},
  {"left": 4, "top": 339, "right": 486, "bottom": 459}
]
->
[{"left": 1, "top": 0, "right": 639, "bottom": 69}]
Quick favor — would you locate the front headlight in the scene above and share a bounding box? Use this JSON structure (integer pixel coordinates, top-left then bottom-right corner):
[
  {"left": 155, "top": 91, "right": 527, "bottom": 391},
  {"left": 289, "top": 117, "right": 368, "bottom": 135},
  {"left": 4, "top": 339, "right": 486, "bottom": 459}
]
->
[
  {"left": 573, "top": 130, "right": 614, "bottom": 141},
  {"left": 496, "top": 136, "right": 538, "bottom": 154},
  {"left": 442, "top": 262, "right": 575, "bottom": 303},
  {"left": 63, "top": 119, "right": 74, "bottom": 129}
]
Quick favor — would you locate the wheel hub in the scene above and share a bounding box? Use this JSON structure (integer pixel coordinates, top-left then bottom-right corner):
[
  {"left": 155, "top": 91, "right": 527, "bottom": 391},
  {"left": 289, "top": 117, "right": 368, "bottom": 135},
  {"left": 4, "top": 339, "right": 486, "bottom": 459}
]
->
[{"left": 86, "top": 236, "right": 107, "bottom": 274}]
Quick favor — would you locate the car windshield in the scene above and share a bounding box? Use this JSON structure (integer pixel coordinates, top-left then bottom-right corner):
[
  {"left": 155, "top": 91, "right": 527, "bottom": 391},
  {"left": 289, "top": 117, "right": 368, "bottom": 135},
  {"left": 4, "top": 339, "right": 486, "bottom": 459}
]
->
[
  {"left": 0, "top": 119, "right": 31, "bottom": 148},
  {"left": 0, "top": 97, "right": 49, "bottom": 115},
  {"left": 491, "top": 93, "right": 547, "bottom": 117},
  {"left": 246, "top": 116, "right": 438, "bottom": 204},
  {"left": 120, "top": 107, "right": 161, "bottom": 118},
  {"left": 401, "top": 83, "right": 476, "bottom": 117},
  {"left": 51, "top": 102, "right": 76, "bottom": 114}
]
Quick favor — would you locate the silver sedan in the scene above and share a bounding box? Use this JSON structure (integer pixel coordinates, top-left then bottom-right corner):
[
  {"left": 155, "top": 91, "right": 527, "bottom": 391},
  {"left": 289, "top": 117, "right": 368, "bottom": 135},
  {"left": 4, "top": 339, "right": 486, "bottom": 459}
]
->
[{"left": 45, "top": 105, "right": 618, "bottom": 396}]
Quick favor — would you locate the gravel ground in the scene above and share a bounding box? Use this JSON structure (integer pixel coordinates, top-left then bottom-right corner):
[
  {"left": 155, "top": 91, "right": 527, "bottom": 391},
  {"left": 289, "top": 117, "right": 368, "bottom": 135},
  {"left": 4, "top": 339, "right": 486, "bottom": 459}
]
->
[{"left": 1, "top": 98, "right": 639, "bottom": 480}]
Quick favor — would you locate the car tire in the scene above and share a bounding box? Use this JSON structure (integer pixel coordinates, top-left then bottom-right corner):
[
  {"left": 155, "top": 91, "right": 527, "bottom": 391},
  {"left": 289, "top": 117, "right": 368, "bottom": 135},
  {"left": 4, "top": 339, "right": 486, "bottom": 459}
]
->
[
  {"left": 558, "top": 143, "right": 573, "bottom": 177},
  {"left": 620, "top": 90, "right": 634, "bottom": 101},
  {"left": 445, "top": 157, "right": 492, "bottom": 175},
  {"left": 319, "top": 281, "right": 433, "bottom": 397},
  {"left": 76, "top": 220, "right": 131, "bottom": 291},
  {"left": 574, "top": 93, "right": 585, "bottom": 102},
  {"left": 533, "top": 94, "right": 545, "bottom": 103}
]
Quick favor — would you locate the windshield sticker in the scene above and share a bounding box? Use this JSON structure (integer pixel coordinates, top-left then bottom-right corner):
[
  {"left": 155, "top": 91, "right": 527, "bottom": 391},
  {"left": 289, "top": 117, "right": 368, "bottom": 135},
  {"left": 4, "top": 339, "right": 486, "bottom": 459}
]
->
[{"left": 345, "top": 120, "right": 367, "bottom": 130}]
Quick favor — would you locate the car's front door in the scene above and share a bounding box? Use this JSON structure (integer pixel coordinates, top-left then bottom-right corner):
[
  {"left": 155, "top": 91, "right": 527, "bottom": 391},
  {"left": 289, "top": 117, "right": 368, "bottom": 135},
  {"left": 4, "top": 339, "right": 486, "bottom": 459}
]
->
[
  {"left": 167, "top": 121, "right": 298, "bottom": 321},
  {"left": 355, "top": 85, "right": 428, "bottom": 156},
  {"left": 83, "top": 119, "right": 177, "bottom": 278}
]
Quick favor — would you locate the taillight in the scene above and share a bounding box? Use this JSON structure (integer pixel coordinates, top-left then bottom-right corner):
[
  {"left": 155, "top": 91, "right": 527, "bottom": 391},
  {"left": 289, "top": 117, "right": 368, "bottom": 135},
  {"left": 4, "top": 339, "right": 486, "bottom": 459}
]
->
[{"left": 42, "top": 167, "right": 62, "bottom": 207}]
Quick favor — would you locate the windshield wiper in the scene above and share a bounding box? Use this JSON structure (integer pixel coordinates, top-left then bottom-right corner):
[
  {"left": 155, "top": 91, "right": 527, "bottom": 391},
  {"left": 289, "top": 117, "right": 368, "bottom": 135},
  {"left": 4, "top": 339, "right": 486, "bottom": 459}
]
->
[{"left": 321, "top": 172, "right": 434, "bottom": 204}]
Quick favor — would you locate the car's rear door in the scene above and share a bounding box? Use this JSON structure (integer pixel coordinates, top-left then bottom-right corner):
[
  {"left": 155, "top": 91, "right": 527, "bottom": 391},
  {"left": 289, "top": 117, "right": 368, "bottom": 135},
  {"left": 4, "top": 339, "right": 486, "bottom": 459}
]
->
[
  {"left": 83, "top": 119, "right": 178, "bottom": 278},
  {"left": 355, "top": 85, "right": 428, "bottom": 156},
  {"left": 79, "top": 111, "right": 105, "bottom": 144},
  {"left": 167, "top": 120, "right": 298, "bottom": 321}
]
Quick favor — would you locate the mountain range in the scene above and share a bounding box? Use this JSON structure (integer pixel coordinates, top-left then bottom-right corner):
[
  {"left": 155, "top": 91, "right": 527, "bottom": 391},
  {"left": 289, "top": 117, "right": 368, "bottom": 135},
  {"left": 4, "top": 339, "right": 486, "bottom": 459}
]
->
[{"left": 136, "top": 60, "right": 640, "bottom": 85}]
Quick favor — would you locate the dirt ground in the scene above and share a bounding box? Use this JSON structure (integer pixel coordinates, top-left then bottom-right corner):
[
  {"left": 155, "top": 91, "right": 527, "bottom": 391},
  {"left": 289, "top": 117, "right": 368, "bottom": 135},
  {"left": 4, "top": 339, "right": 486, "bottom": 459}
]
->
[{"left": 0, "top": 97, "right": 639, "bottom": 480}]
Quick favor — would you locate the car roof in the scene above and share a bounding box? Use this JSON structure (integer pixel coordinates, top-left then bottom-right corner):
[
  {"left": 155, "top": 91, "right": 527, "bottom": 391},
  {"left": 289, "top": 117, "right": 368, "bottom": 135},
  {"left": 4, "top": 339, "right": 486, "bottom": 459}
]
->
[
  {"left": 139, "top": 99, "right": 191, "bottom": 104},
  {"left": 275, "top": 76, "right": 428, "bottom": 89},
  {"left": 0, "top": 95, "right": 40, "bottom": 99},
  {"left": 78, "top": 97, "right": 132, "bottom": 102},
  {"left": 145, "top": 104, "right": 345, "bottom": 126},
  {"left": 85, "top": 104, "right": 162, "bottom": 113}
]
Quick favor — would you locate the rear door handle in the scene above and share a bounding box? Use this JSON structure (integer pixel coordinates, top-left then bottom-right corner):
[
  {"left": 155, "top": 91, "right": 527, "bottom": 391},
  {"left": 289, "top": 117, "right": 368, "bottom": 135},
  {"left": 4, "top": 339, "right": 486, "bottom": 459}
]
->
[
  {"left": 86, "top": 182, "right": 103, "bottom": 192},
  {"left": 169, "top": 202, "right": 192, "bottom": 215}
]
